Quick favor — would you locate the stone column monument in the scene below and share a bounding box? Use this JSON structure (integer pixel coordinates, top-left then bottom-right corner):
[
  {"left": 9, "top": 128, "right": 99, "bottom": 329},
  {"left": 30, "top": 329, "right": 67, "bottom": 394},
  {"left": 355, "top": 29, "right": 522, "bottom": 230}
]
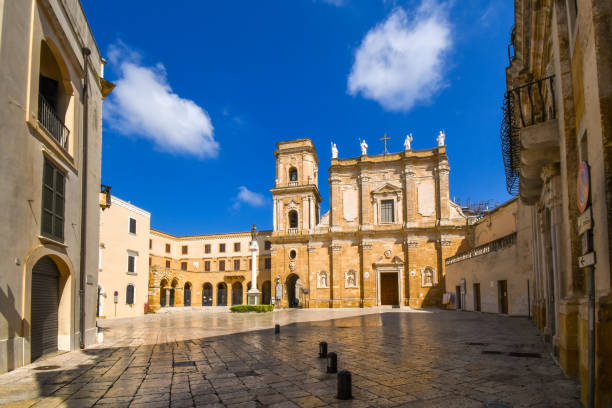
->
[{"left": 247, "top": 223, "right": 261, "bottom": 305}]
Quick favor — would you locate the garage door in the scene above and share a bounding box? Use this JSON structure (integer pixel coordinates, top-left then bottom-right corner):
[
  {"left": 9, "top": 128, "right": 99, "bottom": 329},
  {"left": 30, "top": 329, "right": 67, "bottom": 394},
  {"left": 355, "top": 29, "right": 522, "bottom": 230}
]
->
[{"left": 31, "top": 256, "right": 59, "bottom": 361}]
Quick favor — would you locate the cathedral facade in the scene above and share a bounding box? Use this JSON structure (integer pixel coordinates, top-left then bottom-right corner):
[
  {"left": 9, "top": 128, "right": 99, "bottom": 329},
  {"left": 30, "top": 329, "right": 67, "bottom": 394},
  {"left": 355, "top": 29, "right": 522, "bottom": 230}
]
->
[{"left": 269, "top": 139, "right": 470, "bottom": 308}]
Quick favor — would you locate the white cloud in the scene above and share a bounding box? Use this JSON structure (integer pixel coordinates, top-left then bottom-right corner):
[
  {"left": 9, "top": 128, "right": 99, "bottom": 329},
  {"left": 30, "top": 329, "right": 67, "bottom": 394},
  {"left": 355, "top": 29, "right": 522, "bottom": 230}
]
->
[
  {"left": 347, "top": 1, "right": 452, "bottom": 111},
  {"left": 105, "top": 42, "right": 218, "bottom": 158},
  {"left": 233, "top": 186, "right": 266, "bottom": 210}
]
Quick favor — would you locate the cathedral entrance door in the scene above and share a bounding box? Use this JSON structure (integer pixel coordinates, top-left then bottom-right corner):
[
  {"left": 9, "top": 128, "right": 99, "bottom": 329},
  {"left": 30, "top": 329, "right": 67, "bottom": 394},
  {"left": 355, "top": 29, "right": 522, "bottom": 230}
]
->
[
  {"left": 286, "top": 274, "right": 301, "bottom": 308},
  {"left": 202, "top": 283, "right": 213, "bottom": 306},
  {"left": 380, "top": 272, "right": 399, "bottom": 305}
]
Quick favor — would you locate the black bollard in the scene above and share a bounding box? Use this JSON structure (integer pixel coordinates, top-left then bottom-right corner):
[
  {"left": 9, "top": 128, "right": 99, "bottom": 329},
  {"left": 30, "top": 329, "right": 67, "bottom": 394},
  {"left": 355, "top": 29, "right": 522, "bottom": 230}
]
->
[
  {"left": 275, "top": 324, "right": 280, "bottom": 334},
  {"left": 326, "top": 352, "right": 337, "bottom": 373},
  {"left": 319, "top": 342, "right": 328, "bottom": 358},
  {"left": 337, "top": 370, "right": 352, "bottom": 400}
]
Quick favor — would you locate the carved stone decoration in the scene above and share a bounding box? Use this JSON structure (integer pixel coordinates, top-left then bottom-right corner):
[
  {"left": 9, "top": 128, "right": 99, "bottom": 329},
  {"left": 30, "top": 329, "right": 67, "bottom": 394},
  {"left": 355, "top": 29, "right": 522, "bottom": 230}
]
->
[
  {"left": 360, "top": 240, "right": 373, "bottom": 250},
  {"left": 345, "top": 270, "right": 358, "bottom": 288},
  {"left": 407, "top": 240, "right": 419, "bottom": 248},
  {"left": 436, "top": 239, "right": 452, "bottom": 247},
  {"left": 317, "top": 271, "right": 329, "bottom": 288},
  {"left": 289, "top": 259, "right": 296, "bottom": 272},
  {"left": 384, "top": 249, "right": 392, "bottom": 259},
  {"left": 331, "top": 242, "right": 342, "bottom": 252},
  {"left": 421, "top": 266, "right": 436, "bottom": 287}
]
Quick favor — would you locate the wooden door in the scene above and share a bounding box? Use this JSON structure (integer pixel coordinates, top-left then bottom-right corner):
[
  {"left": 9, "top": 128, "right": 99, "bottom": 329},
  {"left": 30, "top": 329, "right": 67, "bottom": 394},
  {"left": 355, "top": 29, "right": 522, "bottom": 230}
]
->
[
  {"left": 474, "top": 283, "right": 481, "bottom": 311},
  {"left": 499, "top": 280, "right": 508, "bottom": 314},
  {"left": 380, "top": 273, "right": 399, "bottom": 305}
]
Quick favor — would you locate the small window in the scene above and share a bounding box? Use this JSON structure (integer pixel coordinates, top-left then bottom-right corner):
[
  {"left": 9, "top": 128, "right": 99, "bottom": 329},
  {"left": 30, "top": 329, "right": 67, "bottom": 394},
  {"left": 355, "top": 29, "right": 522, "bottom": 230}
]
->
[
  {"left": 219, "top": 260, "right": 225, "bottom": 271},
  {"left": 165, "top": 260, "right": 170, "bottom": 268},
  {"left": 205, "top": 261, "right": 210, "bottom": 272},
  {"left": 380, "top": 200, "right": 395, "bottom": 223},
  {"left": 165, "top": 244, "right": 171, "bottom": 253},
  {"left": 129, "top": 218, "right": 137, "bottom": 234},
  {"left": 234, "top": 242, "right": 241, "bottom": 252},
  {"left": 289, "top": 167, "right": 298, "bottom": 182},
  {"left": 149, "top": 239, "right": 152, "bottom": 249},
  {"left": 234, "top": 259, "right": 240, "bottom": 270},
  {"left": 182, "top": 245, "right": 188, "bottom": 255},
  {"left": 126, "top": 284, "right": 135, "bottom": 305},
  {"left": 265, "top": 257, "right": 271, "bottom": 269},
  {"left": 204, "top": 244, "right": 211, "bottom": 254},
  {"left": 264, "top": 241, "right": 271, "bottom": 250},
  {"left": 289, "top": 210, "right": 298, "bottom": 229},
  {"left": 41, "top": 158, "right": 65, "bottom": 242},
  {"left": 127, "top": 254, "right": 136, "bottom": 274},
  {"left": 289, "top": 249, "right": 297, "bottom": 259},
  {"left": 181, "top": 261, "right": 187, "bottom": 271},
  {"left": 219, "top": 243, "right": 226, "bottom": 253},
  {"left": 149, "top": 257, "right": 151, "bottom": 266}
]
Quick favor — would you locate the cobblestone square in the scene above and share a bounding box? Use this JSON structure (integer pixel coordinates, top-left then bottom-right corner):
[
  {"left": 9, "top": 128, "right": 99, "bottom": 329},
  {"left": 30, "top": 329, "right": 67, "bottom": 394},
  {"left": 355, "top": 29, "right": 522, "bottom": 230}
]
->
[{"left": 0, "top": 309, "right": 580, "bottom": 407}]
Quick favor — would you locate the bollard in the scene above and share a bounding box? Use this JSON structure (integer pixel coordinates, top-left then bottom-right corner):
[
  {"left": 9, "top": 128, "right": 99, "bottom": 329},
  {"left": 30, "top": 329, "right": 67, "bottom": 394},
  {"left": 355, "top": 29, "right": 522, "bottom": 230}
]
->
[
  {"left": 275, "top": 324, "right": 280, "bottom": 334},
  {"left": 326, "top": 352, "right": 337, "bottom": 373},
  {"left": 319, "top": 342, "right": 328, "bottom": 358},
  {"left": 337, "top": 370, "right": 352, "bottom": 400}
]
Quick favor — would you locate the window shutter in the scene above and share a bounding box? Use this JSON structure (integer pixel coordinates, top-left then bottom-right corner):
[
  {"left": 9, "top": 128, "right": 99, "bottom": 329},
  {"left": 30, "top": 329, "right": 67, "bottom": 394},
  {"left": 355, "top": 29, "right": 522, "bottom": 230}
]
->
[
  {"left": 129, "top": 218, "right": 136, "bottom": 234},
  {"left": 381, "top": 200, "right": 394, "bottom": 223},
  {"left": 128, "top": 255, "right": 135, "bottom": 273},
  {"left": 41, "top": 159, "right": 65, "bottom": 241}
]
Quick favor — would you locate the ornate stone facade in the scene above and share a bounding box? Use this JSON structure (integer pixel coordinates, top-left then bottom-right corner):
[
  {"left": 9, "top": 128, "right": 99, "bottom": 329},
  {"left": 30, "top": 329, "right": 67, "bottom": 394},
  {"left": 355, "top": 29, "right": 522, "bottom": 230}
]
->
[{"left": 269, "top": 139, "right": 470, "bottom": 308}]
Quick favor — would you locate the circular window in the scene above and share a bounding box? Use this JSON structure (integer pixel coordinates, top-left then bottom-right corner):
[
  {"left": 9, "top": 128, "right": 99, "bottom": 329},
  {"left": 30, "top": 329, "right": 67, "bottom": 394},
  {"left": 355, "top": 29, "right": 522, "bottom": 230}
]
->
[{"left": 289, "top": 249, "right": 297, "bottom": 259}]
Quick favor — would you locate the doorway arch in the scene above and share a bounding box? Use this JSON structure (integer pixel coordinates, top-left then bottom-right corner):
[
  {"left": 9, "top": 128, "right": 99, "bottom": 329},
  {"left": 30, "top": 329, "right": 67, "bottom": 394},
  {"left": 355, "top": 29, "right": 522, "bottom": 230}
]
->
[
  {"left": 286, "top": 274, "right": 302, "bottom": 308},
  {"left": 217, "top": 283, "right": 228, "bottom": 306},
  {"left": 232, "top": 282, "right": 243, "bottom": 305},
  {"left": 160, "top": 279, "right": 168, "bottom": 307},
  {"left": 202, "top": 283, "right": 213, "bottom": 306},
  {"left": 184, "top": 282, "right": 192, "bottom": 306},
  {"left": 170, "top": 279, "right": 178, "bottom": 307}
]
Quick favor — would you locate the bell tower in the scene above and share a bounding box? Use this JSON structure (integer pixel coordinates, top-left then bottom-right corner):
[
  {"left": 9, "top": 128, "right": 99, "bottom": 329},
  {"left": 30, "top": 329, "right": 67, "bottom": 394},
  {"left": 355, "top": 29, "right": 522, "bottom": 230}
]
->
[{"left": 270, "top": 139, "right": 322, "bottom": 234}]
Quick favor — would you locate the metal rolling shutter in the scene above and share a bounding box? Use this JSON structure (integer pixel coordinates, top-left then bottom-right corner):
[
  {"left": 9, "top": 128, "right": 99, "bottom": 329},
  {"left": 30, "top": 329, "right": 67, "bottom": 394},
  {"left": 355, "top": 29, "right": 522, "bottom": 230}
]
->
[{"left": 31, "top": 257, "right": 59, "bottom": 361}]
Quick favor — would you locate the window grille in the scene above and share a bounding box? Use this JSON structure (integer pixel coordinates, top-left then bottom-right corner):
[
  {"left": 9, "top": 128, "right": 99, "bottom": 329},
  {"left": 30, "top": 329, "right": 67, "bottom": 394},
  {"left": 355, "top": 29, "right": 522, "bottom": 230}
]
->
[
  {"left": 380, "top": 200, "right": 394, "bottom": 223},
  {"left": 126, "top": 284, "right": 135, "bottom": 305}
]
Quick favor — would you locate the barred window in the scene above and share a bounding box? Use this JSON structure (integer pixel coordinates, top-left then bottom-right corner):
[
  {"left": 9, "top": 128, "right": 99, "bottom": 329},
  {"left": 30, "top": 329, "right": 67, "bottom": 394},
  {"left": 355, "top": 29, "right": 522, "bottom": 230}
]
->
[
  {"left": 41, "top": 158, "right": 65, "bottom": 242},
  {"left": 219, "top": 260, "right": 225, "bottom": 271},
  {"left": 380, "top": 200, "right": 394, "bottom": 223},
  {"left": 181, "top": 261, "right": 187, "bottom": 271},
  {"left": 234, "top": 260, "right": 240, "bottom": 270},
  {"left": 205, "top": 261, "right": 210, "bottom": 272},
  {"left": 204, "top": 244, "right": 211, "bottom": 253},
  {"left": 126, "top": 284, "right": 135, "bottom": 305}
]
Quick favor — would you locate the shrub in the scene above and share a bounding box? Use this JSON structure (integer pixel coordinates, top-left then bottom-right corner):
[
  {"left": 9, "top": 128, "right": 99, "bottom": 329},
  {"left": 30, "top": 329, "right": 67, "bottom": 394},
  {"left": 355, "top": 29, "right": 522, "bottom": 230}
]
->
[{"left": 230, "top": 305, "right": 274, "bottom": 313}]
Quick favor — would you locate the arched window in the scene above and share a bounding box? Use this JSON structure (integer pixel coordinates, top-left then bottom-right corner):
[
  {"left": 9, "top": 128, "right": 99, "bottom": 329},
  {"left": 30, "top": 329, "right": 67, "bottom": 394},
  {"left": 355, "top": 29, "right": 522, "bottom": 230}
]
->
[
  {"left": 289, "top": 167, "right": 298, "bottom": 182},
  {"left": 38, "top": 40, "right": 70, "bottom": 148},
  {"left": 264, "top": 240, "right": 271, "bottom": 250},
  {"left": 288, "top": 210, "right": 298, "bottom": 229},
  {"left": 126, "top": 284, "right": 135, "bottom": 305}
]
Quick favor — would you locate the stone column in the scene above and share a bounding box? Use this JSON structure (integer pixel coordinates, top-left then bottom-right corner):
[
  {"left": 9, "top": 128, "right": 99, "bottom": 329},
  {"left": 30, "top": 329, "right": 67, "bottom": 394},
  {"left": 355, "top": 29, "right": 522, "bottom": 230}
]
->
[
  {"left": 273, "top": 199, "right": 277, "bottom": 231},
  {"left": 329, "top": 176, "right": 341, "bottom": 231},
  {"left": 330, "top": 241, "right": 342, "bottom": 308},
  {"left": 309, "top": 196, "right": 315, "bottom": 230},
  {"left": 247, "top": 238, "right": 261, "bottom": 305},
  {"left": 404, "top": 169, "right": 417, "bottom": 228}
]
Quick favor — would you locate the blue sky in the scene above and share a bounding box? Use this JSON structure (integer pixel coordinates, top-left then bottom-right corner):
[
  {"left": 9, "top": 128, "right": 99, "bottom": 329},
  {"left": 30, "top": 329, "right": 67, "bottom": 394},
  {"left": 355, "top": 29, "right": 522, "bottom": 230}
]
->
[{"left": 83, "top": 0, "right": 514, "bottom": 235}]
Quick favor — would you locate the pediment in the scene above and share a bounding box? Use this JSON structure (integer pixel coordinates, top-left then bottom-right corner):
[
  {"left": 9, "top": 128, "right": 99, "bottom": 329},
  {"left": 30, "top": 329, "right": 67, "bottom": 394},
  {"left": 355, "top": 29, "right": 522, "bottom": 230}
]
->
[
  {"left": 373, "top": 255, "right": 404, "bottom": 266},
  {"left": 371, "top": 183, "right": 402, "bottom": 195}
]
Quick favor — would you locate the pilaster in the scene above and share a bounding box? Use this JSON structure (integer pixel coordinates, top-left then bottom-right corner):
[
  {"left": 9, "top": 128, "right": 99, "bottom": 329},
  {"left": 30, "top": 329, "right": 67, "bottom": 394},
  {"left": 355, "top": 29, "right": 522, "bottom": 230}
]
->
[
  {"left": 330, "top": 240, "right": 342, "bottom": 307},
  {"left": 404, "top": 169, "right": 418, "bottom": 228}
]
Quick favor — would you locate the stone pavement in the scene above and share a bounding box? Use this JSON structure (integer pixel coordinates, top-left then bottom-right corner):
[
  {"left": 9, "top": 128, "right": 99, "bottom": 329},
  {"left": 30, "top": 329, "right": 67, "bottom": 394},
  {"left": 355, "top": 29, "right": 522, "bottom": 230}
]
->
[{"left": 0, "top": 309, "right": 580, "bottom": 407}]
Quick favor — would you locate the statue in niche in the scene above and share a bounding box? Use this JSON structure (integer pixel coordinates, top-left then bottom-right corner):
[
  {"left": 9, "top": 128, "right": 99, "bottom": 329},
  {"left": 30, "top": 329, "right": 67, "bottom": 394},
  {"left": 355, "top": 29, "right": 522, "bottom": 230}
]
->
[
  {"left": 345, "top": 270, "right": 357, "bottom": 288},
  {"left": 404, "top": 133, "right": 413, "bottom": 151},
  {"left": 360, "top": 139, "right": 368, "bottom": 156},
  {"left": 436, "top": 130, "right": 446, "bottom": 147},
  {"left": 331, "top": 142, "right": 338, "bottom": 159},
  {"left": 422, "top": 268, "right": 434, "bottom": 287},
  {"left": 317, "top": 271, "right": 328, "bottom": 288}
]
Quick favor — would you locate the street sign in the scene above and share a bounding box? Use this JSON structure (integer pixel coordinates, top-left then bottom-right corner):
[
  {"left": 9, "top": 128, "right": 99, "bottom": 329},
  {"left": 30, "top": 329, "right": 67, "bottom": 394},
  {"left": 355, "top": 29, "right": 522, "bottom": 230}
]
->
[
  {"left": 578, "top": 252, "right": 596, "bottom": 268},
  {"left": 577, "top": 161, "right": 590, "bottom": 213},
  {"left": 577, "top": 207, "right": 593, "bottom": 236}
]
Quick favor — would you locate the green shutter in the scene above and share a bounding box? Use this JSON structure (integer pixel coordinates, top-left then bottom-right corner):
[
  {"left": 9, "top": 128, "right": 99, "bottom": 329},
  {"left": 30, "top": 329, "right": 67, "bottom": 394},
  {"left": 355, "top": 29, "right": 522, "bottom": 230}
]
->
[{"left": 41, "top": 159, "right": 65, "bottom": 241}]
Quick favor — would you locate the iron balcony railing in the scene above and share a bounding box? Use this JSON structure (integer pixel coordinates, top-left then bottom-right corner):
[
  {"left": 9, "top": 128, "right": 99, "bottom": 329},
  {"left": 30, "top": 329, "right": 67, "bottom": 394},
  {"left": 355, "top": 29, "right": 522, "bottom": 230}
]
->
[
  {"left": 100, "top": 184, "right": 112, "bottom": 209},
  {"left": 445, "top": 233, "right": 517, "bottom": 266},
  {"left": 38, "top": 94, "right": 69, "bottom": 149},
  {"left": 287, "top": 228, "right": 298, "bottom": 235}
]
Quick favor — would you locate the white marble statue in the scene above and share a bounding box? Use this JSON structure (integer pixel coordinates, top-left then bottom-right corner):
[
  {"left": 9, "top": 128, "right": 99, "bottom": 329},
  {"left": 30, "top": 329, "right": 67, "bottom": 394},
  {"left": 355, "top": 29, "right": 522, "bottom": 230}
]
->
[
  {"left": 436, "top": 130, "right": 446, "bottom": 147},
  {"left": 404, "top": 133, "right": 413, "bottom": 151},
  {"left": 331, "top": 142, "right": 338, "bottom": 159},
  {"left": 317, "top": 271, "right": 328, "bottom": 288},
  {"left": 360, "top": 139, "right": 368, "bottom": 156}
]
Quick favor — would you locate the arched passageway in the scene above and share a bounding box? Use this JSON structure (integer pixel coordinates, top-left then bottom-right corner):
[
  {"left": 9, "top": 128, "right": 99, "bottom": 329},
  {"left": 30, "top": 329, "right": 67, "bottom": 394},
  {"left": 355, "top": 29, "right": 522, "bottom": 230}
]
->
[
  {"left": 160, "top": 279, "right": 168, "bottom": 307},
  {"left": 286, "top": 274, "right": 302, "bottom": 308},
  {"left": 184, "top": 282, "right": 192, "bottom": 306},
  {"left": 232, "top": 282, "right": 243, "bottom": 305},
  {"left": 202, "top": 283, "right": 213, "bottom": 306},
  {"left": 217, "top": 283, "right": 228, "bottom": 306}
]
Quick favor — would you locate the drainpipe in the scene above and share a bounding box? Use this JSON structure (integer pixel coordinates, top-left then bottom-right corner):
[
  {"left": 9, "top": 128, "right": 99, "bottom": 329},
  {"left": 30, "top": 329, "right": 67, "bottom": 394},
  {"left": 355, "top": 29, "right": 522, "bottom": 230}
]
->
[{"left": 79, "top": 47, "right": 91, "bottom": 349}]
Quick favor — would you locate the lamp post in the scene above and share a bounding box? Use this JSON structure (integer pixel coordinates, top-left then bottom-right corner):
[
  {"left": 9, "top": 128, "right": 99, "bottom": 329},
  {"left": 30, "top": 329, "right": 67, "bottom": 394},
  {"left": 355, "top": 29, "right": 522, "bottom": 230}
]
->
[{"left": 247, "top": 224, "right": 261, "bottom": 305}]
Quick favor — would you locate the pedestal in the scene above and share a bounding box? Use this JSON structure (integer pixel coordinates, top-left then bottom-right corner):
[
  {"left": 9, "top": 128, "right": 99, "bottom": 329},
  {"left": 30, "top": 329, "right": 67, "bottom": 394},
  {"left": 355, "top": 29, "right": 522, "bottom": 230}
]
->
[{"left": 247, "top": 290, "right": 261, "bottom": 305}]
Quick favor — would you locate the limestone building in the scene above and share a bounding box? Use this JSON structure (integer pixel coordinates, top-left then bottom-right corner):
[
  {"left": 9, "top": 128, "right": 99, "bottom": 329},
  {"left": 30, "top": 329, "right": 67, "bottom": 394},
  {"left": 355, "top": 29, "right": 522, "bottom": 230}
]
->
[
  {"left": 0, "top": 0, "right": 112, "bottom": 371},
  {"left": 503, "top": 0, "right": 612, "bottom": 405},
  {"left": 147, "top": 230, "right": 273, "bottom": 311},
  {"left": 269, "top": 139, "right": 470, "bottom": 308},
  {"left": 445, "top": 198, "right": 533, "bottom": 316},
  {"left": 98, "top": 196, "right": 151, "bottom": 318}
]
